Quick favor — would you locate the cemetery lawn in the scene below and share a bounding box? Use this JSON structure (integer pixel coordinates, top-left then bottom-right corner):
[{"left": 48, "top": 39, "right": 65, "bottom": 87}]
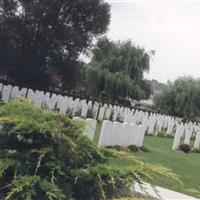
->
[{"left": 94, "top": 125, "right": 200, "bottom": 198}]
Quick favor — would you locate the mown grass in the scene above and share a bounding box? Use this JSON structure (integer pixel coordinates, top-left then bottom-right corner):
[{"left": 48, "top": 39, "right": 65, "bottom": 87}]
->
[{"left": 94, "top": 122, "right": 200, "bottom": 198}]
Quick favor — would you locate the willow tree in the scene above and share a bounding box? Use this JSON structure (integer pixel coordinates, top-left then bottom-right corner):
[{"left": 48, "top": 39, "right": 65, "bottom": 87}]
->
[
  {"left": 153, "top": 77, "right": 200, "bottom": 121},
  {"left": 86, "top": 38, "right": 153, "bottom": 103}
]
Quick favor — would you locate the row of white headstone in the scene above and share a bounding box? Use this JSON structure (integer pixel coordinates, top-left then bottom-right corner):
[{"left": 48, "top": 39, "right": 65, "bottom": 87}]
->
[
  {"left": 73, "top": 117, "right": 146, "bottom": 148},
  {"left": 80, "top": 116, "right": 200, "bottom": 150},
  {"left": 0, "top": 83, "right": 97, "bottom": 118},
  {"left": 1, "top": 83, "right": 200, "bottom": 150},
  {"left": 98, "top": 120, "right": 146, "bottom": 147},
  {"left": 172, "top": 124, "right": 200, "bottom": 150}
]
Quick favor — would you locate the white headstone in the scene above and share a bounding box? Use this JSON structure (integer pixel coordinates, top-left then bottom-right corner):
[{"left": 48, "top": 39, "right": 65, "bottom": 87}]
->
[
  {"left": 2, "top": 85, "right": 12, "bottom": 103},
  {"left": 112, "top": 110, "right": 118, "bottom": 121},
  {"left": 27, "top": 89, "right": 35, "bottom": 101},
  {"left": 194, "top": 132, "right": 200, "bottom": 149},
  {"left": 81, "top": 103, "right": 88, "bottom": 118},
  {"left": 98, "top": 120, "right": 113, "bottom": 147},
  {"left": 98, "top": 107, "right": 105, "bottom": 121},
  {"left": 92, "top": 104, "right": 99, "bottom": 119},
  {"left": 83, "top": 118, "right": 97, "bottom": 140},
  {"left": 172, "top": 128, "right": 182, "bottom": 150},
  {"left": 20, "top": 88, "right": 27, "bottom": 97},
  {"left": 184, "top": 130, "right": 192, "bottom": 145},
  {"left": 0, "top": 83, "right": 3, "bottom": 92},
  {"left": 128, "top": 124, "right": 138, "bottom": 146},
  {"left": 110, "top": 121, "right": 122, "bottom": 146},
  {"left": 10, "top": 86, "right": 21, "bottom": 99},
  {"left": 104, "top": 108, "right": 112, "bottom": 120},
  {"left": 120, "top": 123, "right": 131, "bottom": 146},
  {"left": 137, "top": 125, "right": 146, "bottom": 147},
  {"left": 124, "top": 115, "right": 131, "bottom": 123}
]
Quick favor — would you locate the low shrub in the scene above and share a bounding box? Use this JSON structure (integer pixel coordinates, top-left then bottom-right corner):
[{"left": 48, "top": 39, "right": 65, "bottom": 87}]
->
[
  {"left": 166, "top": 134, "right": 174, "bottom": 138},
  {"left": 147, "top": 133, "right": 154, "bottom": 136},
  {"left": 0, "top": 99, "right": 180, "bottom": 200},
  {"left": 86, "top": 108, "right": 94, "bottom": 118},
  {"left": 128, "top": 145, "right": 139, "bottom": 152},
  {"left": 192, "top": 148, "right": 200, "bottom": 153},
  {"left": 179, "top": 144, "right": 191, "bottom": 153},
  {"left": 105, "top": 145, "right": 113, "bottom": 149},
  {"left": 75, "top": 108, "right": 81, "bottom": 117},
  {"left": 139, "top": 146, "right": 149, "bottom": 152},
  {"left": 105, "top": 145, "right": 129, "bottom": 152},
  {"left": 190, "top": 136, "right": 195, "bottom": 141},
  {"left": 157, "top": 130, "right": 167, "bottom": 137}
]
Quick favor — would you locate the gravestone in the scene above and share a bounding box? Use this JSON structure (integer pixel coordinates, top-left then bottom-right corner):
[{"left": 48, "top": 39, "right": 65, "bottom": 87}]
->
[
  {"left": 73, "top": 117, "right": 83, "bottom": 121},
  {"left": 2, "top": 85, "right": 12, "bottom": 103},
  {"left": 45, "top": 97, "right": 58, "bottom": 110},
  {"left": 20, "top": 88, "right": 27, "bottom": 97},
  {"left": 27, "top": 89, "right": 35, "bottom": 101},
  {"left": 0, "top": 83, "right": 3, "bottom": 92},
  {"left": 33, "top": 94, "right": 44, "bottom": 108},
  {"left": 172, "top": 128, "right": 182, "bottom": 150},
  {"left": 184, "top": 129, "right": 192, "bottom": 145},
  {"left": 98, "top": 120, "right": 113, "bottom": 147},
  {"left": 110, "top": 121, "right": 122, "bottom": 146},
  {"left": 98, "top": 107, "right": 105, "bottom": 121},
  {"left": 124, "top": 115, "right": 131, "bottom": 123},
  {"left": 148, "top": 119, "right": 155, "bottom": 134},
  {"left": 167, "top": 121, "right": 174, "bottom": 135},
  {"left": 127, "top": 123, "right": 138, "bottom": 146},
  {"left": 112, "top": 110, "right": 118, "bottom": 121},
  {"left": 10, "top": 86, "right": 21, "bottom": 99},
  {"left": 130, "top": 116, "right": 137, "bottom": 124},
  {"left": 81, "top": 103, "right": 88, "bottom": 118},
  {"left": 194, "top": 132, "right": 200, "bottom": 149},
  {"left": 104, "top": 108, "right": 112, "bottom": 120},
  {"left": 120, "top": 123, "right": 131, "bottom": 146},
  {"left": 92, "top": 103, "right": 99, "bottom": 119},
  {"left": 137, "top": 125, "right": 146, "bottom": 147},
  {"left": 83, "top": 118, "right": 97, "bottom": 140}
]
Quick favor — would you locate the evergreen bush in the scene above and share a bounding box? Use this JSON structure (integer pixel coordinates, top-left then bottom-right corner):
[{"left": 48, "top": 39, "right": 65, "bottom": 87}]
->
[
  {"left": 0, "top": 99, "right": 180, "bottom": 199},
  {"left": 179, "top": 144, "right": 191, "bottom": 153}
]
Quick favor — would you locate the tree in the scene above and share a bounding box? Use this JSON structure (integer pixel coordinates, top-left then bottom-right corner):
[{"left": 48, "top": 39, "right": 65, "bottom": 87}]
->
[
  {"left": 86, "top": 38, "right": 153, "bottom": 104},
  {"left": 0, "top": 0, "right": 110, "bottom": 90},
  {"left": 153, "top": 77, "right": 200, "bottom": 121}
]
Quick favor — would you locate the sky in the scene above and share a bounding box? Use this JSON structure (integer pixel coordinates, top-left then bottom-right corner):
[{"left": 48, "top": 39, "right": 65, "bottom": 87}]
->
[{"left": 105, "top": 0, "right": 200, "bottom": 83}]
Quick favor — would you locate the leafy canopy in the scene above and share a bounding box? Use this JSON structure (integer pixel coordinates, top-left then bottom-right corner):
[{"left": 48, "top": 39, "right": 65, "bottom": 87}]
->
[
  {"left": 0, "top": 0, "right": 110, "bottom": 90},
  {"left": 86, "top": 38, "right": 152, "bottom": 103},
  {"left": 153, "top": 76, "right": 200, "bottom": 121}
]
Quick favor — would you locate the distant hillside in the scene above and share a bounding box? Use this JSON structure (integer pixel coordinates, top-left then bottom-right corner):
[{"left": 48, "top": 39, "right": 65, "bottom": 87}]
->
[{"left": 146, "top": 79, "right": 166, "bottom": 94}]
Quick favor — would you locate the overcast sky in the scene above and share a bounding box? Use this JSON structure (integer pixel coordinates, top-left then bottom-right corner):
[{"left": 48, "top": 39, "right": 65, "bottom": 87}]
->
[{"left": 105, "top": 0, "right": 200, "bottom": 83}]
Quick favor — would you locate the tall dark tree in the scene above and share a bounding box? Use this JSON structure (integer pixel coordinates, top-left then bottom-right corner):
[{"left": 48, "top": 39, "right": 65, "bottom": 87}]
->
[
  {"left": 86, "top": 38, "right": 153, "bottom": 103},
  {"left": 0, "top": 0, "right": 110, "bottom": 90}
]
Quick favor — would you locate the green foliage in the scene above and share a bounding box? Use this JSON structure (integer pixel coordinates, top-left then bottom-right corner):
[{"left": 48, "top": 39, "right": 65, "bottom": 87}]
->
[
  {"left": 192, "top": 148, "right": 200, "bottom": 153},
  {"left": 0, "top": 99, "right": 180, "bottom": 199},
  {"left": 86, "top": 108, "right": 95, "bottom": 118},
  {"left": 5, "top": 176, "right": 67, "bottom": 200},
  {"left": 86, "top": 38, "right": 153, "bottom": 103},
  {"left": 0, "top": 0, "right": 110, "bottom": 90},
  {"left": 157, "top": 130, "right": 167, "bottom": 137},
  {"left": 139, "top": 146, "right": 149, "bottom": 153},
  {"left": 153, "top": 77, "right": 200, "bottom": 121},
  {"left": 127, "top": 145, "right": 149, "bottom": 153},
  {"left": 179, "top": 144, "right": 191, "bottom": 153},
  {"left": 166, "top": 134, "right": 174, "bottom": 138},
  {"left": 128, "top": 145, "right": 139, "bottom": 153}
]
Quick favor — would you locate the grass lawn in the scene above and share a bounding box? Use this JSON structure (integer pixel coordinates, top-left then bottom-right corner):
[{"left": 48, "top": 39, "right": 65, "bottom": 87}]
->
[{"left": 94, "top": 123, "right": 200, "bottom": 198}]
